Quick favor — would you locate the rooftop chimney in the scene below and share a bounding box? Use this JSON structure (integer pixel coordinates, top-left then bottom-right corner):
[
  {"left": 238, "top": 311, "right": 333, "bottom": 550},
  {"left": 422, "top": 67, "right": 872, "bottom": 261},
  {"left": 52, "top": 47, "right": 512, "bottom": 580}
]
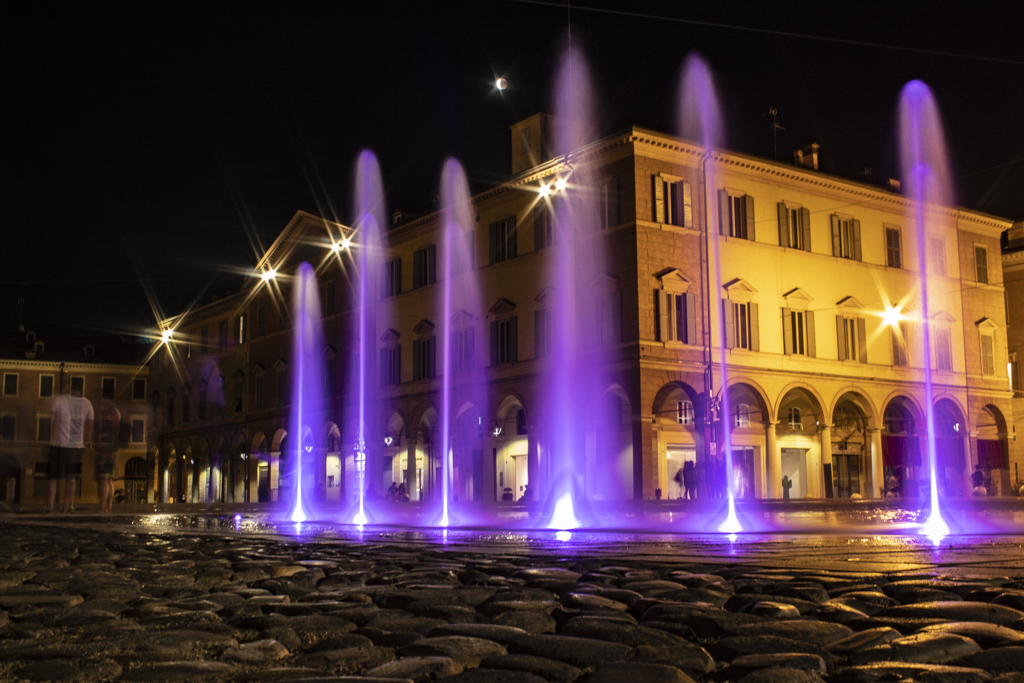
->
[
  {"left": 793, "top": 143, "right": 820, "bottom": 171},
  {"left": 510, "top": 113, "right": 554, "bottom": 175}
]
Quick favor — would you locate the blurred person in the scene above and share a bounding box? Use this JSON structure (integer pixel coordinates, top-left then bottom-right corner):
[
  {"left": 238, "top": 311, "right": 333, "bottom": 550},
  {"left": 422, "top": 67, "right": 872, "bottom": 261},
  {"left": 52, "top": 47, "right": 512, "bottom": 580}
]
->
[{"left": 48, "top": 375, "right": 94, "bottom": 513}]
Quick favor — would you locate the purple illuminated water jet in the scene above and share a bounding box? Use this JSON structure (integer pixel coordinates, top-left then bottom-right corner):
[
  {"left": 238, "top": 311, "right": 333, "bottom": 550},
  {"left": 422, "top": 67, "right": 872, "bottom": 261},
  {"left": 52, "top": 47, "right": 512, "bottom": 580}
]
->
[{"left": 898, "top": 81, "right": 954, "bottom": 543}]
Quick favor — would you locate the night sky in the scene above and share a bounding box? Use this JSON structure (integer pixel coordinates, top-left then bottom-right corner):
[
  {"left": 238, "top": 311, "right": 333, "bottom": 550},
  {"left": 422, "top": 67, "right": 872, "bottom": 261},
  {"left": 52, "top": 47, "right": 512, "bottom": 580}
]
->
[{"left": 4, "top": 1, "right": 1022, "bottom": 339}]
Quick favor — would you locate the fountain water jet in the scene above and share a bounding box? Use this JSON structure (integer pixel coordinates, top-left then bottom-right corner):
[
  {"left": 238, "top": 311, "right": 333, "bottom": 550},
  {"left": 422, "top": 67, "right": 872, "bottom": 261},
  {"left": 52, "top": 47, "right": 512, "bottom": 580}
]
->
[
  {"left": 898, "top": 81, "right": 954, "bottom": 544},
  {"left": 678, "top": 54, "right": 742, "bottom": 534}
]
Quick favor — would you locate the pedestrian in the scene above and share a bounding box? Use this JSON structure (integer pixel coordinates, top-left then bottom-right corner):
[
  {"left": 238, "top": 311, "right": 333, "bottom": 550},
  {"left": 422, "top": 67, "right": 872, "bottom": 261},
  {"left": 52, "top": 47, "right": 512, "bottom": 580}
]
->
[
  {"left": 48, "top": 375, "right": 94, "bottom": 513},
  {"left": 682, "top": 461, "right": 695, "bottom": 500},
  {"left": 673, "top": 467, "right": 684, "bottom": 498},
  {"left": 94, "top": 406, "right": 118, "bottom": 513},
  {"left": 386, "top": 481, "right": 398, "bottom": 501},
  {"left": 397, "top": 482, "right": 410, "bottom": 502}
]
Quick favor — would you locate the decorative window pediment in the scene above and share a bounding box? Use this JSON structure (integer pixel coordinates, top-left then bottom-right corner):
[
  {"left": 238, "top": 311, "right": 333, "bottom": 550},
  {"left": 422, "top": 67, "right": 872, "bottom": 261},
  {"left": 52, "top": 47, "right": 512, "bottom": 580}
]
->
[
  {"left": 975, "top": 317, "right": 998, "bottom": 331},
  {"left": 413, "top": 319, "right": 436, "bottom": 336},
  {"left": 273, "top": 358, "right": 287, "bottom": 370},
  {"left": 233, "top": 369, "right": 245, "bottom": 379},
  {"left": 451, "top": 309, "right": 475, "bottom": 328},
  {"left": 534, "top": 287, "right": 556, "bottom": 305},
  {"left": 489, "top": 298, "right": 517, "bottom": 316},
  {"left": 252, "top": 364, "right": 265, "bottom": 377},
  {"left": 837, "top": 296, "right": 864, "bottom": 310},
  {"left": 782, "top": 287, "right": 814, "bottom": 311},
  {"left": 380, "top": 328, "right": 401, "bottom": 344},
  {"left": 591, "top": 272, "right": 620, "bottom": 294},
  {"left": 656, "top": 268, "right": 693, "bottom": 294},
  {"left": 931, "top": 311, "right": 956, "bottom": 324},
  {"left": 322, "top": 346, "right": 336, "bottom": 361},
  {"left": 723, "top": 278, "right": 757, "bottom": 303}
]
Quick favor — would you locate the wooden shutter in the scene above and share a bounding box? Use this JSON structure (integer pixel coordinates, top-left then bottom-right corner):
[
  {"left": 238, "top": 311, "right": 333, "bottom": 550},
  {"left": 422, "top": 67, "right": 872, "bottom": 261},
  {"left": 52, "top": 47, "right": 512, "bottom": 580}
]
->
[
  {"left": 490, "top": 321, "right": 499, "bottom": 366},
  {"left": 509, "top": 316, "right": 518, "bottom": 363},
  {"left": 412, "top": 251, "right": 422, "bottom": 289},
  {"left": 684, "top": 292, "right": 697, "bottom": 345},
  {"left": 836, "top": 315, "right": 847, "bottom": 360},
  {"left": 507, "top": 215, "right": 517, "bottom": 259},
  {"left": 719, "top": 189, "right": 731, "bottom": 236},
  {"left": 610, "top": 291, "right": 622, "bottom": 343},
  {"left": 857, "top": 318, "right": 867, "bottom": 363},
  {"left": 782, "top": 308, "right": 794, "bottom": 355},
  {"left": 749, "top": 303, "right": 760, "bottom": 352},
  {"left": 744, "top": 195, "right": 755, "bottom": 241},
  {"left": 852, "top": 219, "right": 862, "bottom": 261},
  {"left": 427, "top": 245, "right": 436, "bottom": 284},
  {"left": 489, "top": 222, "right": 498, "bottom": 264},
  {"left": 654, "top": 176, "right": 665, "bottom": 223},
  {"left": 806, "top": 310, "right": 816, "bottom": 358},
  {"left": 394, "top": 259, "right": 402, "bottom": 295},
  {"left": 534, "top": 205, "right": 546, "bottom": 251},
  {"left": 674, "top": 293, "right": 684, "bottom": 342},
  {"left": 682, "top": 181, "right": 693, "bottom": 228},
  {"left": 723, "top": 301, "right": 735, "bottom": 349},
  {"left": 831, "top": 215, "right": 841, "bottom": 256},
  {"left": 394, "top": 345, "right": 401, "bottom": 384},
  {"left": 777, "top": 202, "right": 789, "bottom": 247},
  {"left": 427, "top": 336, "right": 436, "bottom": 377},
  {"left": 535, "top": 309, "right": 546, "bottom": 357},
  {"left": 607, "top": 177, "right": 619, "bottom": 227},
  {"left": 468, "top": 326, "right": 475, "bottom": 369},
  {"left": 379, "top": 348, "right": 388, "bottom": 387},
  {"left": 800, "top": 208, "right": 811, "bottom": 252},
  {"left": 412, "top": 339, "right": 422, "bottom": 380},
  {"left": 657, "top": 291, "right": 669, "bottom": 342}
]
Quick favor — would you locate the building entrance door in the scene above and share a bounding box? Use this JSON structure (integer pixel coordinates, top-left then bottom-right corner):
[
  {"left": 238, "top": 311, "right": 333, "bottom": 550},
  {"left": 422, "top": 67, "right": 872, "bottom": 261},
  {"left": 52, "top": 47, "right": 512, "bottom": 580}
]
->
[
  {"left": 780, "top": 448, "right": 808, "bottom": 498},
  {"left": 666, "top": 445, "right": 696, "bottom": 499},
  {"left": 832, "top": 453, "right": 861, "bottom": 498},
  {"left": 257, "top": 463, "right": 270, "bottom": 502},
  {"left": 731, "top": 448, "right": 755, "bottom": 499}
]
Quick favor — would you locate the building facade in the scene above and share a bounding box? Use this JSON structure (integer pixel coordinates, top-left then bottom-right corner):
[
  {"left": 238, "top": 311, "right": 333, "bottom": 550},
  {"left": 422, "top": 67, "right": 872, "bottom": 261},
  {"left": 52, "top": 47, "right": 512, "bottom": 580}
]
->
[{"left": 147, "top": 117, "right": 1018, "bottom": 506}]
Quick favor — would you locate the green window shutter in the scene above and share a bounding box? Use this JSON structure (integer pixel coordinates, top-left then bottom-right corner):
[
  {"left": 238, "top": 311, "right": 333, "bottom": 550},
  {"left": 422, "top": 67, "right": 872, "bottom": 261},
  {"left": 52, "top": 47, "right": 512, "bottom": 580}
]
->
[
  {"left": 684, "top": 292, "right": 697, "bottom": 345},
  {"left": 509, "top": 316, "right": 518, "bottom": 362},
  {"left": 749, "top": 303, "right": 760, "bottom": 352},
  {"left": 653, "top": 176, "right": 665, "bottom": 223},
  {"left": 682, "top": 181, "right": 693, "bottom": 228},
  {"left": 836, "top": 315, "right": 847, "bottom": 360},
  {"left": 507, "top": 215, "right": 517, "bottom": 259},
  {"left": 744, "top": 194, "right": 756, "bottom": 241},
  {"left": 777, "top": 202, "right": 789, "bottom": 247},
  {"left": 490, "top": 321, "right": 499, "bottom": 366},
  {"left": 806, "top": 310, "right": 816, "bottom": 358},
  {"left": 657, "top": 290, "right": 669, "bottom": 342},
  {"left": 800, "top": 208, "right": 811, "bottom": 252},
  {"left": 857, "top": 318, "right": 867, "bottom": 363},
  {"left": 719, "top": 190, "right": 731, "bottom": 236},
  {"left": 723, "top": 300, "right": 735, "bottom": 349},
  {"left": 489, "top": 222, "right": 498, "bottom": 264},
  {"left": 782, "top": 308, "right": 794, "bottom": 355},
  {"left": 852, "top": 219, "right": 862, "bottom": 261},
  {"left": 831, "top": 215, "right": 841, "bottom": 256}
]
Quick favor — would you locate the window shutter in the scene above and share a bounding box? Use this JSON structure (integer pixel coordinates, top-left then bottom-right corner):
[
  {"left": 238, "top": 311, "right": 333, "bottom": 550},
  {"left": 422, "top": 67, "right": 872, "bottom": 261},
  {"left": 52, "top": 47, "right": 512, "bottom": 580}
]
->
[
  {"left": 723, "top": 300, "right": 735, "bottom": 349},
  {"left": 412, "top": 339, "right": 422, "bottom": 380},
  {"left": 800, "top": 208, "right": 811, "bottom": 252},
  {"left": 379, "top": 348, "right": 387, "bottom": 387},
  {"left": 427, "top": 245, "right": 436, "bottom": 284},
  {"left": 412, "top": 252, "right": 422, "bottom": 289},
  {"left": 468, "top": 326, "right": 475, "bottom": 369},
  {"left": 489, "top": 222, "right": 498, "bottom": 264},
  {"left": 782, "top": 308, "right": 794, "bottom": 355},
  {"left": 490, "top": 321, "right": 499, "bottom": 366},
  {"left": 836, "top": 315, "right": 847, "bottom": 360},
  {"left": 657, "top": 291, "right": 669, "bottom": 342},
  {"left": 535, "top": 309, "right": 546, "bottom": 357},
  {"left": 749, "top": 303, "right": 760, "bottom": 352},
  {"left": 718, "top": 189, "right": 731, "bottom": 236},
  {"left": 394, "top": 345, "right": 401, "bottom": 384},
  {"left": 654, "top": 176, "right": 665, "bottom": 223},
  {"left": 682, "top": 181, "right": 693, "bottom": 228},
  {"left": 806, "top": 310, "right": 816, "bottom": 358},
  {"left": 777, "top": 203, "right": 789, "bottom": 247},
  {"left": 507, "top": 215, "right": 517, "bottom": 259},
  {"left": 427, "top": 336, "right": 436, "bottom": 377},
  {"left": 685, "top": 292, "right": 697, "bottom": 345},
  {"left": 674, "top": 293, "right": 684, "bottom": 341},
  {"left": 607, "top": 177, "right": 619, "bottom": 227},
  {"left": 610, "top": 291, "right": 622, "bottom": 343},
  {"left": 534, "top": 205, "right": 545, "bottom": 251},
  {"left": 509, "top": 316, "right": 518, "bottom": 362},
  {"left": 395, "top": 259, "right": 402, "bottom": 295},
  {"left": 744, "top": 194, "right": 755, "bottom": 241},
  {"left": 852, "top": 219, "right": 862, "bottom": 261},
  {"left": 831, "top": 215, "right": 841, "bottom": 256},
  {"left": 857, "top": 318, "right": 867, "bottom": 363}
]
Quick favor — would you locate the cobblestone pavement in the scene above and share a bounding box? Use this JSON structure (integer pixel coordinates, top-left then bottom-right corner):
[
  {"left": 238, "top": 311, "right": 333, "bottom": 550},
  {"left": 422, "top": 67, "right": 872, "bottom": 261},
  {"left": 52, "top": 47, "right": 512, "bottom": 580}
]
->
[{"left": 3, "top": 517, "right": 1024, "bottom": 683}]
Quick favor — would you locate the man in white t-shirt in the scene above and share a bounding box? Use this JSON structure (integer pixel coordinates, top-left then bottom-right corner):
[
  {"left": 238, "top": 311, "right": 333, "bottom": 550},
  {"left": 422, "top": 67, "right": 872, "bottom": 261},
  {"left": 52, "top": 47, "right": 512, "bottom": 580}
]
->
[{"left": 48, "top": 378, "right": 94, "bottom": 513}]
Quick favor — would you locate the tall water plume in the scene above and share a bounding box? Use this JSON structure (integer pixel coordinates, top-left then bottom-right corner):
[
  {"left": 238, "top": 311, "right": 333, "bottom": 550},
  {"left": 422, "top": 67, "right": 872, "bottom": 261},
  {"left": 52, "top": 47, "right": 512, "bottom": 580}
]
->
[
  {"left": 286, "top": 262, "right": 326, "bottom": 523},
  {"left": 898, "top": 81, "right": 954, "bottom": 542},
  {"left": 543, "top": 40, "right": 607, "bottom": 528},
  {"left": 346, "top": 150, "right": 387, "bottom": 525},
  {"left": 438, "top": 157, "right": 487, "bottom": 524},
  {"left": 677, "top": 54, "right": 740, "bottom": 533}
]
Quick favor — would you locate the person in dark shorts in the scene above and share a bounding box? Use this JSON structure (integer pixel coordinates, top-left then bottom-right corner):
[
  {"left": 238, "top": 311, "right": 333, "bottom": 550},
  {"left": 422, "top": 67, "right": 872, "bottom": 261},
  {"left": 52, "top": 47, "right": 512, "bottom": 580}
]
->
[
  {"left": 48, "top": 377, "right": 94, "bottom": 513},
  {"left": 95, "top": 406, "right": 119, "bottom": 513}
]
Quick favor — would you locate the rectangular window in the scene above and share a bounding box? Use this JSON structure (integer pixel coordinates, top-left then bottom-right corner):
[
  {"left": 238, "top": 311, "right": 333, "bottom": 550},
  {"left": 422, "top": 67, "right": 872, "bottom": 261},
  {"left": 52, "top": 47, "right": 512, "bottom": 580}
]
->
[
  {"left": 324, "top": 281, "right": 337, "bottom": 315},
  {"left": 1012, "top": 360, "right": 1022, "bottom": 397},
  {"left": 181, "top": 392, "right": 190, "bottom": 422},
  {"left": 452, "top": 328, "right": 475, "bottom": 372},
  {"left": 534, "top": 202, "right": 554, "bottom": 251},
  {"left": 255, "top": 376, "right": 264, "bottom": 409},
  {"left": 3, "top": 374, "right": 17, "bottom": 396},
  {"left": 200, "top": 325, "right": 209, "bottom": 352},
  {"left": 380, "top": 346, "right": 401, "bottom": 386},
  {"left": 166, "top": 394, "right": 175, "bottom": 426},
  {"left": 535, "top": 309, "right": 552, "bottom": 359},
  {"left": 981, "top": 334, "right": 995, "bottom": 376},
  {"left": 197, "top": 387, "right": 207, "bottom": 419},
  {"left": 677, "top": 401, "right": 693, "bottom": 425},
  {"left": 655, "top": 177, "right": 693, "bottom": 228},
  {"left": 412, "top": 336, "right": 436, "bottom": 380},
  {"left": 236, "top": 314, "right": 248, "bottom": 344},
  {"left": 929, "top": 237, "right": 946, "bottom": 276},
  {"left": 719, "top": 190, "right": 754, "bottom": 240},
  {"left": 600, "top": 177, "right": 620, "bottom": 229},
  {"left": 782, "top": 309, "right": 815, "bottom": 357},
  {"left": 734, "top": 404, "right": 751, "bottom": 428},
  {"left": 891, "top": 323, "right": 909, "bottom": 367},
  {"left": 837, "top": 315, "right": 868, "bottom": 362},
  {"left": 413, "top": 245, "right": 437, "bottom": 289},
  {"left": 131, "top": 417, "right": 146, "bottom": 443},
  {"left": 276, "top": 370, "right": 286, "bottom": 405},
  {"left": 657, "top": 291, "right": 697, "bottom": 344},
  {"left": 132, "top": 378, "right": 146, "bottom": 401},
  {"left": 256, "top": 307, "right": 266, "bottom": 337},
  {"left": 37, "top": 416, "right": 51, "bottom": 442},
  {"left": 39, "top": 375, "right": 54, "bottom": 398},
  {"left": 598, "top": 291, "right": 622, "bottom": 344},
  {"left": 885, "top": 226, "right": 902, "bottom": 268},
  {"left": 70, "top": 376, "right": 84, "bottom": 395},
  {"left": 1, "top": 415, "right": 16, "bottom": 441},
  {"left": 934, "top": 327, "right": 953, "bottom": 371},
  {"left": 489, "top": 216, "right": 517, "bottom": 264},
  {"left": 218, "top": 320, "right": 228, "bottom": 348},
  {"left": 101, "top": 377, "right": 115, "bottom": 400},
  {"left": 490, "top": 317, "right": 519, "bottom": 366},
  {"left": 382, "top": 258, "right": 402, "bottom": 298},
  {"left": 723, "top": 301, "right": 759, "bottom": 351},
  {"left": 831, "top": 215, "right": 862, "bottom": 260},
  {"left": 788, "top": 407, "right": 803, "bottom": 429},
  {"left": 233, "top": 377, "right": 244, "bottom": 413},
  {"left": 975, "top": 245, "right": 989, "bottom": 284},
  {"left": 777, "top": 203, "right": 810, "bottom": 251}
]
